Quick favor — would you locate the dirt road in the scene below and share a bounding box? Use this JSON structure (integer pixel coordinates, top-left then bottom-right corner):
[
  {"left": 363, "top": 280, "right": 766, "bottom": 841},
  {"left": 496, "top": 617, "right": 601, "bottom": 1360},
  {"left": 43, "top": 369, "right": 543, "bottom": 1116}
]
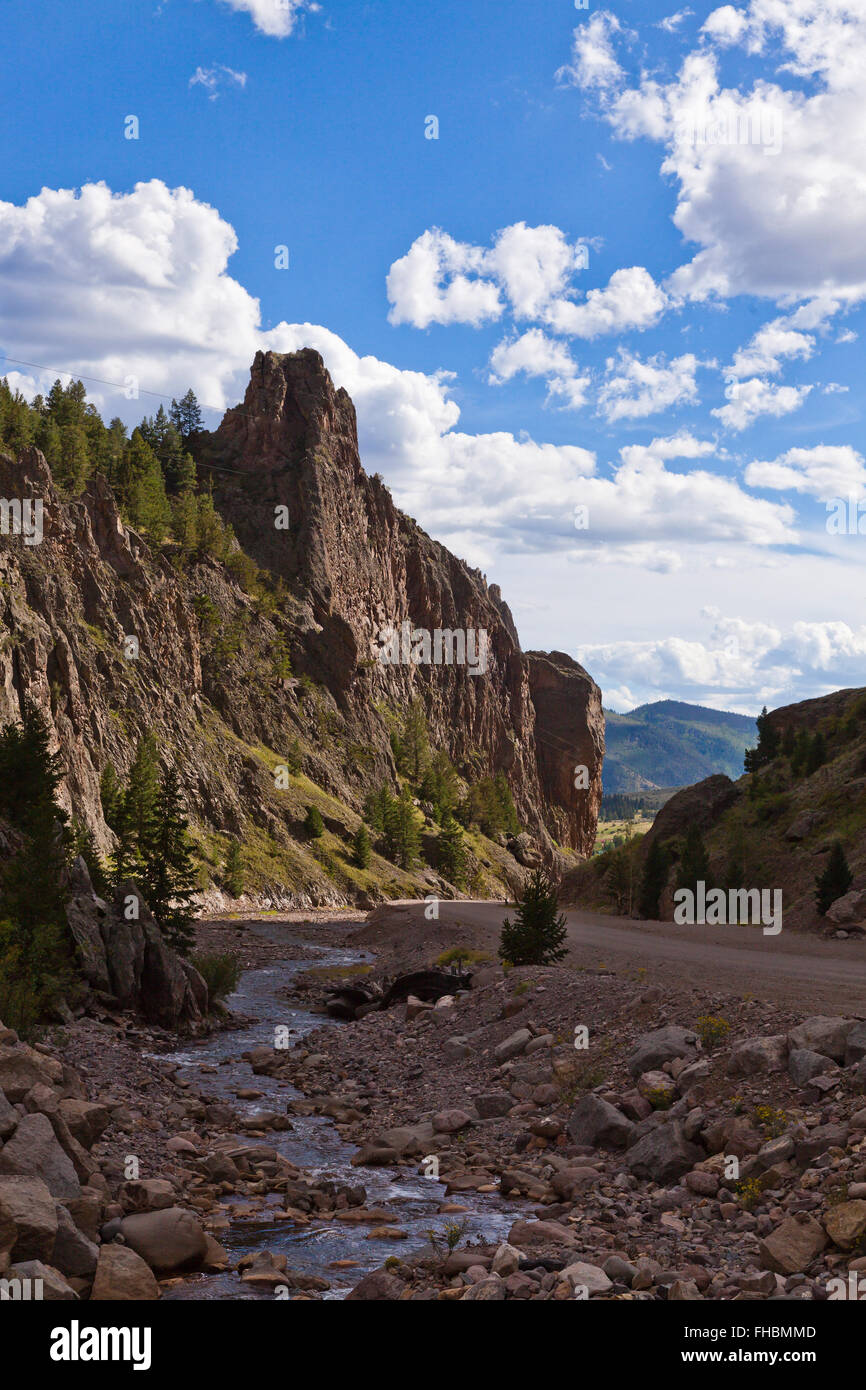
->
[{"left": 370, "top": 900, "right": 866, "bottom": 1016}]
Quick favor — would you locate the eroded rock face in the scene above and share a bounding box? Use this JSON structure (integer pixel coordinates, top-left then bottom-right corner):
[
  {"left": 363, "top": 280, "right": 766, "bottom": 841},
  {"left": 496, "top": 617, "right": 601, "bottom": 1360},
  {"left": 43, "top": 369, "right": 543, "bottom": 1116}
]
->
[
  {"left": 207, "top": 350, "right": 603, "bottom": 854},
  {"left": 63, "top": 863, "right": 206, "bottom": 1033},
  {"left": 0, "top": 351, "right": 603, "bottom": 901}
]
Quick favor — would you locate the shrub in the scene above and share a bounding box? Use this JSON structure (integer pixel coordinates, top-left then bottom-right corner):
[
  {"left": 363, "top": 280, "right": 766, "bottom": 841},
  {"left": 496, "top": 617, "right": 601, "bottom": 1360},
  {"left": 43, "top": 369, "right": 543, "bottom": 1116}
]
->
[
  {"left": 435, "top": 947, "right": 493, "bottom": 968},
  {"left": 696, "top": 1015, "right": 731, "bottom": 1050},
  {"left": 816, "top": 842, "right": 853, "bottom": 915},
  {"left": 304, "top": 805, "right": 325, "bottom": 839},
  {"left": 0, "top": 919, "right": 74, "bottom": 1040},
  {"left": 189, "top": 951, "right": 241, "bottom": 1004}
]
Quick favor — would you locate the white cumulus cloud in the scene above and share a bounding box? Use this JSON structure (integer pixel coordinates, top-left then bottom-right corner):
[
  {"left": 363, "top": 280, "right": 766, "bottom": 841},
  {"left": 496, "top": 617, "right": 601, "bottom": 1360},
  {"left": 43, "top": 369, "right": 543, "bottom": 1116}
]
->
[{"left": 209, "top": 0, "right": 319, "bottom": 39}]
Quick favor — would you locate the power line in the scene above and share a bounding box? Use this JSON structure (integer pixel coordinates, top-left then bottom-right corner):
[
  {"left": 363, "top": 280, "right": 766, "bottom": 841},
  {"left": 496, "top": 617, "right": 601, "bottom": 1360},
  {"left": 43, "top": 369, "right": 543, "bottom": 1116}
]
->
[
  {"left": 0, "top": 353, "right": 263, "bottom": 475},
  {"left": 0, "top": 354, "right": 236, "bottom": 417}
]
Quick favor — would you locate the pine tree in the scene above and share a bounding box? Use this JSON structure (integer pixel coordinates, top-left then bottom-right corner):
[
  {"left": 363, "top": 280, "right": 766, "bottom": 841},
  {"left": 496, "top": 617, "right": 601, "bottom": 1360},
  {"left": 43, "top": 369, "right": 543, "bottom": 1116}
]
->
[
  {"left": 0, "top": 700, "right": 65, "bottom": 831},
  {"left": 744, "top": 706, "right": 780, "bottom": 773},
  {"left": 499, "top": 868, "right": 567, "bottom": 967},
  {"left": 420, "top": 749, "right": 460, "bottom": 823},
  {"left": 638, "top": 838, "right": 668, "bottom": 919},
  {"left": 142, "top": 767, "right": 198, "bottom": 956},
  {"left": 304, "top": 805, "right": 325, "bottom": 838},
  {"left": 437, "top": 813, "right": 466, "bottom": 887},
  {"left": 363, "top": 785, "right": 394, "bottom": 834},
  {"left": 170, "top": 488, "right": 198, "bottom": 557},
  {"left": 400, "top": 699, "right": 430, "bottom": 782},
  {"left": 112, "top": 735, "right": 160, "bottom": 881},
  {"left": 0, "top": 704, "right": 75, "bottom": 1032},
  {"left": 170, "top": 389, "right": 204, "bottom": 445},
  {"left": 676, "top": 824, "right": 712, "bottom": 893},
  {"left": 384, "top": 785, "right": 421, "bottom": 868},
  {"left": 223, "top": 840, "right": 245, "bottom": 898},
  {"left": 816, "top": 842, "right": 853, "bottom": 916},
  {"left": 352, "top": 823, "right": 371, "bottom": 869},
  {"left": 100, "top": 763, "right": 122, "bottom": 830},
  {"left": 70, "top": 820, "right": 109, "bottom": 897}
]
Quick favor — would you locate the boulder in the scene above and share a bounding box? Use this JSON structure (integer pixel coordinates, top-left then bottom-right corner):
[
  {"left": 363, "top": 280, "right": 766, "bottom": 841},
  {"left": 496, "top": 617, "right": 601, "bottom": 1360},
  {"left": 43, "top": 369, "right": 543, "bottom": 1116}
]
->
[
  {"left": 624, "top": 1121, "right": 704, "bottom": 1184},
  {"left": 794, "top": 1123, "right": 849, "bottom": 1167},
  {"left": 637, "top": 1070, "right": 677, "bottom": 1103},
  {"left": 494, "top": 1029, "right": 532, "bottom": 1063},
  {"left": 90, "top": 1243, "right": 161, "bottom": 1301},
  {"left": 567, "top": 1094, "right": 634, "bottom": 1150},
  {"left": 118, "top": 1178, "right": 176, "bottom": 1213},
  {"left": 787, "top": 1016, "right": 855, "bottom": 1063},
  {"left": 551, "top": 1167, "right": 599, "bottom": 1201},
  {"left": 0, "top": 1087, "right": 18, "bottom": 1141},
  {"left": 788, "top": 1049, "right": 838, "bottom": 1087},
  {"left": 56, "top": 1099, "right": 111, "bottom": 1150},
  {"left": 677, "top": 1059, "right": 710, "bottom": 1093},
  {"left": 461, "top": 1276, "right": 506, "bottom": 1300},
  {"left": 785, "top": 812, "right": 819, "bottom": 842},
  {"left": 491, "top": 1243, "right": 522, "bottom": 1276},
  {"left": 65, "top": 879, "right": 113, "bottom": 994},
  {"left": 727, "top": 1035, "right": 788, "bottom": 1077},
  {"left": 7, "top": 1259, "right": 77, "bottom": 1300},
  {"left": 51, "top": 1203, "right": 99, "bottom": 1277},
  {"left": 442, "top": 1038, "right": 471, "bottom": 1063},
  {"left": 507, "top": 1219, "right": 575, "bottom": 1249},
  {"left": 0, "top": 1046, "right": 59, "bottom": 1103},
  {"left": 0, "top": 1113, "right": 81, "bottom": 1198},
  {"left": 759, "top": 1215, "right": 828, "bottom": 1275},
  {"left": 117, "top": 1207, "right": 208, "bottom": 1273},
  {"left": 562, "top": 1261, "right": 613, "bottom": 1296},
  {"left": 473, "top": 1093, "right": 514, "bottom": 1119},
  {"left": 626, "top": 1026, "right": 698, "bottom": 1078},
  {"left": 350, "top": 1144, "right": 401, "bottom": 1167},
  {"left": 0, "top": 1177, "right": 57, "bottom": 1264},
  {"left": 826, "top": 890, "right": 866, "bottom": 925},
  {"left": 845, "top": 1022, "right": 866, "bottom": 1067},
  {"left": 345, "top": 1270, "right": 405, "bottom": 1300},
  {"left": 824, "top": 1201, "right": 866, "bottom": 1251},
  {"left": 432, "top": 1109, "right": 473, "bottom": 1134},
  {"left": 135, "top": 893, "right": 204, "bottom": 1032}
]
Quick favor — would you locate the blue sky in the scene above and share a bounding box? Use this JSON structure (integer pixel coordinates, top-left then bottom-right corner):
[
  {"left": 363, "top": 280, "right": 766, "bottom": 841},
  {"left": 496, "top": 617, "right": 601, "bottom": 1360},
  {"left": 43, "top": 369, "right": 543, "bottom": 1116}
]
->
[{"left": 1, "top": 0, "right": 864, "bottom": 712}]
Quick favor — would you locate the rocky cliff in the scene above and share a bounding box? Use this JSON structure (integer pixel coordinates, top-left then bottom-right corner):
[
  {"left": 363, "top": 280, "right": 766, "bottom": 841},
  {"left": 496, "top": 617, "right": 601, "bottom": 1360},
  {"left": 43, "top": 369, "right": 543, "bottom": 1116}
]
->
[
  {"left": 205, "top": 350, "right": 604, "bottom": 854},
  {"left": 0, "top": 350, "right": 603, "bottom": 907}
]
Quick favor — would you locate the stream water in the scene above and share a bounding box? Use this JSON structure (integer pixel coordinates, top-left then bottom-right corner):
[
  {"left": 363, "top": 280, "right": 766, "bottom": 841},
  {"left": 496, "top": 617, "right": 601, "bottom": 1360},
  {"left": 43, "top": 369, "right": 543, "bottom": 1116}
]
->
[{"left": 159, "top": 921, "right": 513, "bottom": 1299}]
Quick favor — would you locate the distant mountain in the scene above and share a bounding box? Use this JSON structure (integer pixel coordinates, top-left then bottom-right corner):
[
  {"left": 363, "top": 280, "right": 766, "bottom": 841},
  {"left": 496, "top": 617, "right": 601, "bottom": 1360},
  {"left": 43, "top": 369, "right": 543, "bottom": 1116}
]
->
[{"left": 602, "top": 700, "right": 757, "bottom": 793}]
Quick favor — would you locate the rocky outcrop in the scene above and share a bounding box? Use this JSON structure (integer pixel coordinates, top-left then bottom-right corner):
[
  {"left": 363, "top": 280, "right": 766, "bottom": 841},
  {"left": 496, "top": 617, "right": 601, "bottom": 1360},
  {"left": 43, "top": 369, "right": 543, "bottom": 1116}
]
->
[
  {"left": 63, "top": 860, "right": 206, "bottom": 1033},
  {"left": 641, "top": 775, "right": 740, "bottom": 850},
  {"left": 206, "top": 350, "right": 603, "bottom": 853}
]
